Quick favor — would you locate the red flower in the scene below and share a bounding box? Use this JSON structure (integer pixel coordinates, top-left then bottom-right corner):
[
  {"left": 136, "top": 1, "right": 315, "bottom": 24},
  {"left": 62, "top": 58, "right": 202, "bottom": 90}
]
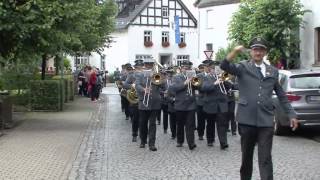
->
[
  {"left": 162, "top": 41, "right": 170, "bottom": 47},
  {"left": 178, "top": 42, "right": 186, "bottom": 48},
  {"left": 144, "top": 41, "right": 153, "bottom": 47}
]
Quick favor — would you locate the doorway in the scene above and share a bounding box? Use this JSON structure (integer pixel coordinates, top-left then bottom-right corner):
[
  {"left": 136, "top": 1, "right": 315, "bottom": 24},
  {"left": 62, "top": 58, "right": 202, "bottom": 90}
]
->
[{"left": 159, "top": 54, "right": 172, "bottom": 67}]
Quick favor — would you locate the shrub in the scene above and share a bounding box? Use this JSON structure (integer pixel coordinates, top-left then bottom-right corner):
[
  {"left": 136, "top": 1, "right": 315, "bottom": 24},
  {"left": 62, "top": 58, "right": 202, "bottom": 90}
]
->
[{"left": 30, "top": 80, "right": 62, "bottom": 111}]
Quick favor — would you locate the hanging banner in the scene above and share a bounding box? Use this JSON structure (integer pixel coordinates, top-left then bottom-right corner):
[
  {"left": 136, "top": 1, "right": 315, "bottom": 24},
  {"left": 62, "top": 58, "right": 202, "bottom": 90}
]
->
[{"left": 174, "top": 15, "right": 180, "bottom": 44}]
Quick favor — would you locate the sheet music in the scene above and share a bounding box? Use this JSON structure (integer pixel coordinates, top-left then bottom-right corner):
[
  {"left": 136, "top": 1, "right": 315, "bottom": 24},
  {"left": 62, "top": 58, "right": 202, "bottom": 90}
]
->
[
  {"left": 185, "top": 70, "right": 196, "bottom": 79},
  {"left": 142, "top": 70, "right": 152, "bottom": 77}
]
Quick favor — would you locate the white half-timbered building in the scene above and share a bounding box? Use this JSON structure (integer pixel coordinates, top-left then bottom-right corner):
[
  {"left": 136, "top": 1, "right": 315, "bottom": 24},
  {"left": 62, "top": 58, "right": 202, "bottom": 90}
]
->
[{"left": 103, "top": 0, "right": 198, "bottom": 72}]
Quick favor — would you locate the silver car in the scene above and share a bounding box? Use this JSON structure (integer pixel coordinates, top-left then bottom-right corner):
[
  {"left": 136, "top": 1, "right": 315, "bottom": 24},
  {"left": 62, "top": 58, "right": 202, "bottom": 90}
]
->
[{"left": 273, "top": 69, "right": 320, "bottom": 135}]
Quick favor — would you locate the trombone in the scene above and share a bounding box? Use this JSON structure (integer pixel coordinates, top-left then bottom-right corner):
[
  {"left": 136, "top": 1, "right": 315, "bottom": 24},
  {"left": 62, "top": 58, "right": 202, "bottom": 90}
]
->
[
  {"left": 213, "top": 72, "right": 229, "bottom": 95},
  {"left": 186, "top": 69, "right": 201, "bottom": 96},
  {"left": 142, "top": 59, "right": 163, "bottom": 107}
]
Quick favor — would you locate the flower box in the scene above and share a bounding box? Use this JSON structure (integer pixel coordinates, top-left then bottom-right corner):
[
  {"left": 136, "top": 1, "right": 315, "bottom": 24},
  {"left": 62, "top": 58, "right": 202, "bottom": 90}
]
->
[
  {"left": 144, "top": 41, "right": 153, "bottom": 47},
  {"left": 162, "top": 41, "right": 170, "bottom": 47},
  {"left": 178, "top": 42, "right": 186, "bottom": 48}
]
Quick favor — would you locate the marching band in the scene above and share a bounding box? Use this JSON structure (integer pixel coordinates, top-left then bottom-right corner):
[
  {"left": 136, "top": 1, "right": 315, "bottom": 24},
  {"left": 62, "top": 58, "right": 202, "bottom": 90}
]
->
[{"left": 115, "top": 58, "right": 237, "bottom": 152}]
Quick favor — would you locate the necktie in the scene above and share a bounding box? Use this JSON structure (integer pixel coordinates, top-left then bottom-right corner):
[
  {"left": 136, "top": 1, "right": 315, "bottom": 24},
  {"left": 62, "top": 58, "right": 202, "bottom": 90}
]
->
[{"left": 256, "top": 66, "right": 264, "bottom": 79}]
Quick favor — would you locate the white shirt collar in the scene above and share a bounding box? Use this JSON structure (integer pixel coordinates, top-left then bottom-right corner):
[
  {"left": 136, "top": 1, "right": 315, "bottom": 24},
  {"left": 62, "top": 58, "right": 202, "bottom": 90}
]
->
[{"left": 255, "top": 63, "right": 266, "bottom": 77}]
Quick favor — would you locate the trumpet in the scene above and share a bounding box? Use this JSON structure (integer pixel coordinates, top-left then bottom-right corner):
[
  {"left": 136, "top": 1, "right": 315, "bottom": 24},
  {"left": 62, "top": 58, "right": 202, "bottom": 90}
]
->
[{"left": 191, "top": 77, "right": 202, "bottom": 87}]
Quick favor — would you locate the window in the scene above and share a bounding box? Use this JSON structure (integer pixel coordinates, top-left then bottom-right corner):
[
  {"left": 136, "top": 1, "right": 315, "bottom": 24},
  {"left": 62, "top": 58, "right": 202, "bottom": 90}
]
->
[
  {"left": 136, "top": 54, "right": 152, "bottom": 62},
  {"left": 162, "top": 32, "right": 169, "bottom": 43},
  {"left": 206, "top": 10, "right": 214, "bottom": 29},
  {"left": 144, "top": 31, "right": 152, "bottom": 42},
  {"left": 289, "top": 74, "right": 320, "bottom": 89},
  {"left": 180, "top": 32, "right": 185, "bottom": 43},
  {"left": 206, "top": 43, "right": 213, "bottom": 50},
  {"left": 75, "top": 56, "right": 89, "bottom": 67},
  {"left": 176, "top": 55, "right": 189, "bottom": 66},
  {"left": 162, "top": 7, "right": 169, "bottom": 18}
]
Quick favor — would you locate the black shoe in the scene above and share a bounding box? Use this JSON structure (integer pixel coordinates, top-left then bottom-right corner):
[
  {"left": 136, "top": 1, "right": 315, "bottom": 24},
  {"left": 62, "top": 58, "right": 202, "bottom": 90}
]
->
[
  {"left": 232, "top": 132, "right": 236, "bottom": 136},
  {"left": 125, "top": 116, "right": 129, "bottom": 120},
  {"left": 132, "top": 137, "right": 137, "bottom": 142},
  {"left": 207, "top": 142, "right": 213, "bottom": 147},
  {"left": 199, "top": 136, "right": 204, "bottom": 140},
  {"left": 171, "top": 136, "right": 176, "bottom": 140},
  {"left": 139, "top": 144, "right": 145, "bottom": 148},
  {"left": 227, "top": 129, "right": 231, "bottom": 132},
  {"left": 164, "top": 130, "right": 167, "bottom": 134},
  {"left": 157, "top": 121, "right": 160, "bottom": 125},
  {"left": 149, "top": 146, "right": 157, "bottom": 151},
  {"left": 221, "top": 144, "right": 229, "bottom": 150},
  {"left": 189, "top": 144, "right": 197, "bottom": 150},
  {"left": 176, "top": 143, "right": 183, "bottom": 147}
]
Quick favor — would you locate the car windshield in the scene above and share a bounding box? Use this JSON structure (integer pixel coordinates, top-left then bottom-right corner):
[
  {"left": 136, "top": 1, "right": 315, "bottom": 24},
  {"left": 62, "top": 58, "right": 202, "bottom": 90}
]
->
[{"left": 289, "top": 73, "right": 320, "bottom": 89}]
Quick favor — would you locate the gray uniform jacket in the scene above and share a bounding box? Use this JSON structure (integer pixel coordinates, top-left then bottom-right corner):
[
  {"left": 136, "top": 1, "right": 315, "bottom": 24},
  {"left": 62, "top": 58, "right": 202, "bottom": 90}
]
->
[
  {"left": 170, "top": 73, "right": 197, "bottom": 111},
  {"left": 200, "top": 73, "right": 229, "bottom": 114},
  {"left": 195, "top": 72, "right": 206, "bottom": 106},
  {"left": 123, "top": 71, "right": 141, "bottom": 90},
  {"left": 135, "top": 73, "right": 163, "bottom": 110},
  {"left": 220, "top": 59, "right": 297, "bottom": 127},
  {"left": 166, "top": 77, "right": 176, "bottom": 113}
]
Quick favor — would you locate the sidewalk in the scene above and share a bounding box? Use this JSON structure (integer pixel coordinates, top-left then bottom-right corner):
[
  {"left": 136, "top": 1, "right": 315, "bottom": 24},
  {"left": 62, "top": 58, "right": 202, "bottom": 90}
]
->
[{"left": 0, "top": 94, "right": 97, "bottom": 180}]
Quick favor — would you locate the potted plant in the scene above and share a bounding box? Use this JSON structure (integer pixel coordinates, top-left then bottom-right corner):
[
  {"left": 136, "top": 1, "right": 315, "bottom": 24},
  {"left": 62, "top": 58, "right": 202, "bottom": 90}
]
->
[
  {"left": 144, "top": 41, "right": 153, "bottom": 47},
  {"left": 162, "top": 41, "right": 170, "bottom": 47},
  {"left": 178, "top": 42, "right": 186, "bottom": 48}
]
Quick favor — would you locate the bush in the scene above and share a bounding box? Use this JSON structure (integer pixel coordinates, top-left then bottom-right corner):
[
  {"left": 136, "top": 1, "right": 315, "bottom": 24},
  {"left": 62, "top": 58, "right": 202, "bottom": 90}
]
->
[
  {"left": 52, "top": 76, "right": 75, "bottom": 102},
  {"left": 30, "top": 80, "right": 63, "bottom": 111}
]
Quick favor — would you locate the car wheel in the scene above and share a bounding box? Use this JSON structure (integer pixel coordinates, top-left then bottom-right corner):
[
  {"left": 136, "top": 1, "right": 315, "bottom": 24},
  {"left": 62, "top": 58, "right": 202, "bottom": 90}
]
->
[{"left": 274, "top": 115, "right": 289, "bottom": 136}]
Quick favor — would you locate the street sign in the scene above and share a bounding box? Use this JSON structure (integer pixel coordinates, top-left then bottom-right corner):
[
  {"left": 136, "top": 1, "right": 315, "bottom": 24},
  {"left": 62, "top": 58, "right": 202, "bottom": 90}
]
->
[
  {"left": 204, "top": 50, "right": 214, "bottom": 60},
  {"left": 174, "top": 15, "right": 180, "bottom": 44}
]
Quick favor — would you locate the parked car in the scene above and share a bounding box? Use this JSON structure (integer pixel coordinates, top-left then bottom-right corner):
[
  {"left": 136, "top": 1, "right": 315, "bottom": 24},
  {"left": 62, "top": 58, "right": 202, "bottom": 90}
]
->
[{"left": 273, "top": 69, "right": 320, "bottom": 135}]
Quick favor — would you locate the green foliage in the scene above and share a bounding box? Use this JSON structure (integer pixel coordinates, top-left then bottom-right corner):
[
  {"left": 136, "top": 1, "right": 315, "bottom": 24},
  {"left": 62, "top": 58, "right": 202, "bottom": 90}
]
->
[
  {"left": 215, "top": 43, "right": 250, "bottom": 63},
  {"left": 30, "top": 80, "right": 62, "bottom": 111},
  {"left": 228, "top": 0, "right": 308, "bottom": 65},
  {"left": 51, "top": 76, "right": 75, "bottom": 102},
  {"left": 0, "top": 59, "right": 41, "bottom": 93},
  {"left": 0, "top": 0, "right": 117, "bottom": 65},
  {"left": 63, "top": 57, "right": 71, "bottom": 71}
]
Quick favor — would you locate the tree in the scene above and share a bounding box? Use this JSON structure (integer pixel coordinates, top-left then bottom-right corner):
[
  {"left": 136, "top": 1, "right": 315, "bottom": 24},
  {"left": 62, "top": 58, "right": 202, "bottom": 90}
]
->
[
  {"left": 215, "top": 42, "right": 250, "bottom": 63},
  {"left": 228, "top": 0, "right": 308, "bottom": 67},
  {"left": 0, "top": 0, "right": 117, "bottom": 79}
]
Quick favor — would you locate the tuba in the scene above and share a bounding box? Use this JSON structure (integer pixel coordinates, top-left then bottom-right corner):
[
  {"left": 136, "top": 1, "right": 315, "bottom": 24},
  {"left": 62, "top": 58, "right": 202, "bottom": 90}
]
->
[{"left": 126, "top": 87, "right": 138, "bottom": 104}]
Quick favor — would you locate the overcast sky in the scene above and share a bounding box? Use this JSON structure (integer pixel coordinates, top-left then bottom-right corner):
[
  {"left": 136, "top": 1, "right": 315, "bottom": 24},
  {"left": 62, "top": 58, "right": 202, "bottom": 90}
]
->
[{"left": 182, "top": 0, "right": 198, "bottom": 19}]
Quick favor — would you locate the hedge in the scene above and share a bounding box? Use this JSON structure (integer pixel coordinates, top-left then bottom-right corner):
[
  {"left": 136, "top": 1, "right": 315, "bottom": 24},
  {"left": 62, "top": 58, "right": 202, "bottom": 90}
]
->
[
  {"left": 30, "top": 80, "right": 62, "bottom": 111},
  {"left": 52, "top": 76, "right": 75, "bottom": 102}
]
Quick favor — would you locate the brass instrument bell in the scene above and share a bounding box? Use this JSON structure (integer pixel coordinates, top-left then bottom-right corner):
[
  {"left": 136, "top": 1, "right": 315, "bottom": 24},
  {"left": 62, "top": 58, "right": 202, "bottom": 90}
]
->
[{"left": 126, "top": 87, "right": 138, "bottom": 104}]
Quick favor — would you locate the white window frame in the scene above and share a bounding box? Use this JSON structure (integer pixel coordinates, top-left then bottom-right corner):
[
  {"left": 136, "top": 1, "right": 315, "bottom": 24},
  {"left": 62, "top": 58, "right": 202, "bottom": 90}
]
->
[
  {"left": 162, "top": 31, "right": 169, "bottom": 43},
  {"left": 162, "top": 7, "right": 169, "bottom": 18},
  {"left": 176, "top": 55, "right": 189, "bottom": 66},
  {"left": 206, "top": 10, "right": 214, "bottom": 29},
  {"left": 136, "top": 54, "right": 152, "bottom": 62},
  {"left": 144, "top": 31, "right": 152, "bottom": 42},
  {"left": 180, "top": 32, "right": 186, "bottom": 43}
]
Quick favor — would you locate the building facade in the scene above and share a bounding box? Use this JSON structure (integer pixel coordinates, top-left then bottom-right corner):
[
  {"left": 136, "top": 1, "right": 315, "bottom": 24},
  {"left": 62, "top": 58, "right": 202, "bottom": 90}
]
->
[
  {"left": 299, "top": 0, "right": 320, "bottom": 68},
  {"left": 103, "top": 0, "right": 198, "bottom": 72},
  {"left": 194, "top": 0, "right": 239, "bottom": 61}
]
